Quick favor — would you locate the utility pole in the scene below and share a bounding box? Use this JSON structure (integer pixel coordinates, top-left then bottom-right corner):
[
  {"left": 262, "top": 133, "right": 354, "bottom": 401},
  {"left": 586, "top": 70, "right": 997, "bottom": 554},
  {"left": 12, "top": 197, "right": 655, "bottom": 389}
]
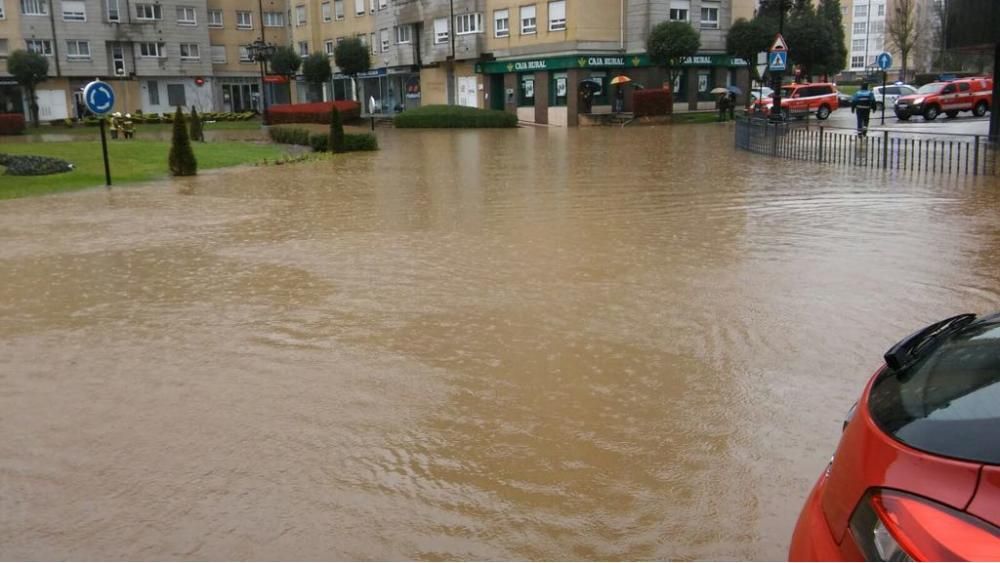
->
[
  {"left": 770, "top": 1, "right": 786, "bottom": 120},
  {"left": 447, "top": 0, "right": 455, "bottom": 105}
]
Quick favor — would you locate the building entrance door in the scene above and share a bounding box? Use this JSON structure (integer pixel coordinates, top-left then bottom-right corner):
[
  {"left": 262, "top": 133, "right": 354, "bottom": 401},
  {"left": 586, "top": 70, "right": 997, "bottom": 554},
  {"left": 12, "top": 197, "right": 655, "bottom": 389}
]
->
[{"left": 457, "top": 76, "right": 477, "bottom": 108}]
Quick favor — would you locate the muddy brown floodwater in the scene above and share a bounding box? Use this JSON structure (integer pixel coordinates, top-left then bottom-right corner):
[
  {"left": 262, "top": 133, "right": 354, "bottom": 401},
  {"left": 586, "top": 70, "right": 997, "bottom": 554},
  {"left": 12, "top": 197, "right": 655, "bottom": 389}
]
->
[{"left": 1, "top": 125, "right": 999, "bottom": 560}]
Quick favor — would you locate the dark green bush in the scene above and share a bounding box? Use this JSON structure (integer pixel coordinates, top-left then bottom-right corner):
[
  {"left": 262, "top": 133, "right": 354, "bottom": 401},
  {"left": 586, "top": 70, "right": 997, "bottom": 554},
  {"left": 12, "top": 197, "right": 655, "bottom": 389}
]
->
[
  {"left": 268, "top": 126, "right": 311, "bottom": 146},
  {"left": 168, "top": 107, "right": 197, "bottom": 176},
  {"left": 0, "top": 153, "right": 73, "bottom": 175},
  {"left": 308, "top": 133, "right": 328, "bottom": 152},
  {"left": 343, "top": 133, "right": 378, "bottom": 151},
  {"left": 189, "top": 106, "right": 204, "bottom": 142},
  {"left": 394, "top": 105, "right": 517, "bottom": 128}
]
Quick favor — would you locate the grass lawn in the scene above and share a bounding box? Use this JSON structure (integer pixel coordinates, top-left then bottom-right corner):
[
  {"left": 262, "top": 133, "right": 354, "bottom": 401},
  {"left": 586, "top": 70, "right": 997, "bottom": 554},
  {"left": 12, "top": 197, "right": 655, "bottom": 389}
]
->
[
  {"left": 0, "top": 140, "right": 288, "bottom": 199},
  {"left": 25, "top": 119, "right": 263, "bottom": 138}
]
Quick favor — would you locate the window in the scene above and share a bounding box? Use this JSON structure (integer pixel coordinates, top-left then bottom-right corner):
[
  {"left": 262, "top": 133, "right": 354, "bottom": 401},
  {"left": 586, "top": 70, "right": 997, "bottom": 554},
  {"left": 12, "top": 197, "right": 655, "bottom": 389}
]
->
[
  {"left": 324, "top": 39, "right": 335, "bottom": 54},
  {"left": 669, "top": 7, "right": 688, "bottom": 21},
  {"left": 20, "top": 0, "right": 46, "bottom": 15},
  {"left": 180, "top": 43, "right": 199, "bottom": 59},
  {"left": 520, "top": 5, "right": 535, "bottom": 34},
  {"left": 321, "top": 1, "right": 330, "bottom": 21},
  {"left": 294, "top": 4, "right": 304, "bottom": 25},
  {"left": 434, "top": 17, "right": 448, "bottom": 43},
  {"left": 135, "top": 3, "right": 160, "bottom": 19},
  {"left": 369, "top": 32, "right": 376, "bottom": 55},
  {"left": 138, "top": 41, "right": 165, "bottom": 57},
  {"left": 853, "top": 21, "right": 866, "bottom": 34},
  {"left": 25, "top": 39, "right": 53, "bottom": 55},
  {"left": 176, "top": 6, "right": 195, "bottom": 25},
  {"left": 872, "top": 20, "right": 883, "bottom": 32},
  {"left": 380, "top": 28, "right": 388, "bottom": 51},
  {"left": 355, "top": 0, "right": 363, "bottom": 15},
  {"left": 166, "top": 84, "right": 186, "bottom": 107},
  {"left": 958, "top": 82, "right": 970, "bottom": 92},
  {"left": 334, "top": 0, "right": 343, "bottom": 19},
  {"left": 0, "top": 39, "right": 7, "bottom": 54},
  {"left": 210, "top": 45, "right": 226, "bottom": 63},
  {"left": 519, "top": 74, "right": 534, "bottom": 106},
  {"left": 106, "top": 0, "right": 119, "bottom": 21},
  {"left": 62, "top": 0, "right": 84, "bottom": 20},
  {"left": 852, "top": 38, "right": 865, "bottom": 51},
  {"left": 263, "top": 11, "right": 283, "bottom": 26},
  {"left": 208, "top": 9, "right": 222, "bottom": 26},
  {"left": 147, "top": 80, "right": 159, "bottom": 105},
  {"left": 548, "top": 0, "right": 565, "bottom": 31},
  {"left": 65, "top": 39, "right": 89, "bottom": 57},
  {"left": 0, "top": 0, "right": 5, "bottom": 18},
  {"left": 876, "top": 3, "right": 884, "bottom": 16},
  {"left": 455, "top": 13, "right": 482, "bottom": 34},
  {"left": 700, "top": 4, "right": 719, "bottom": 28},
  {"left": 854, "top": 4, "right": 867, "bottom": 16},
  {"left": 494, "top": 9, "right": 509, "bottom": 37},
  {"left": 239, "top": 46, "right": 253, "bottom": 61},
  {"left": 236, "top": 10, "right": 252, "bottom": 28},
  {"left": 298, "top": 41, "right": 308, "bottom": 55},
  {"left": 395, "top": 24, "right": 411, "bottom": 43},
  {"left": 851, "top": 55, "right": 864, "bottom": 68}
]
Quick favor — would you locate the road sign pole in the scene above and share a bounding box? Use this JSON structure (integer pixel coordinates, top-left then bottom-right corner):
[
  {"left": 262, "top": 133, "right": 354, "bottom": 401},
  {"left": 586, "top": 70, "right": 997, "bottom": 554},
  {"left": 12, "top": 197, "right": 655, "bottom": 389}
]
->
[
  {"left": 881, "top": 70, "right": 887, "bottom": 125},
  {"left": 99, "top": 117, "right": 112, "bottom": 187}
]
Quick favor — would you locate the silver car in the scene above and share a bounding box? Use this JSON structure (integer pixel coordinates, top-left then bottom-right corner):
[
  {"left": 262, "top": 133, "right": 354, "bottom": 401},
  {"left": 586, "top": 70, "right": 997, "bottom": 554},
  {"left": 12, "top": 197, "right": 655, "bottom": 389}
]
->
[{"left": 873, "top": 84, "right": 917, "bottom": 110}]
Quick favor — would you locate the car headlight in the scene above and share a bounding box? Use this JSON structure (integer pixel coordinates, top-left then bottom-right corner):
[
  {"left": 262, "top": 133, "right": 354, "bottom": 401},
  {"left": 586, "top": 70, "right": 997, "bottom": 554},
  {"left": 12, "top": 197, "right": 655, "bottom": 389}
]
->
[{"left": 912, "top": 97, "right": 925, "bottom": 105}]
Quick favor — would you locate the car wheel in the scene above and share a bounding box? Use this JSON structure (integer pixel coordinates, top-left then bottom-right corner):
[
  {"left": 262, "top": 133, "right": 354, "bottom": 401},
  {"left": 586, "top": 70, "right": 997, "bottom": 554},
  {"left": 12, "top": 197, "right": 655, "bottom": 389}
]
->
[
  {"left": 895, "top": 113, "right": 910, "bottom": 121},
  {"left": 816, "top": 105, "right": 831, "bottom": 120},
  {"left": 924, "top": 105, "right": 939, "bottom": 121},
  {"left": 946, "top": 110, "right": 959, "bottom": 119},
  {"left": 973, "top": 101, "right": 988, "bottom": 117}
]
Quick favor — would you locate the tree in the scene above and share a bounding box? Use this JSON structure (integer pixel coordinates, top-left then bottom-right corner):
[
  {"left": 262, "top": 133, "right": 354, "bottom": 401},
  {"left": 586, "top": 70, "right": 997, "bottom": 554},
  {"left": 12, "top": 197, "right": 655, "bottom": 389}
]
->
[
  {"left": 168, "top": 107, "right": 197, "bottom": 176},
  {"left": 784, "top": 1, "right": 836, "bottom": 80},
  {"left": 270, "top": 46, "right": 302, "bottom": 80},
  {"left": 727, "top": 18, "right": 771, "bottom": 99},
  {"left": 817, "top": 0, "right": 847, "bottom": 78},
  {"left": 188, "top": 106, "right": 204, "bottom": 142},
  {"left": 7, "top": 50, "right": 49, "bottom": 127},
  {"left": 885, "top": 0, "right": 919, "bottom": 80},
  {"left": 302, "top": 52, "right": 332, "bottom": 102},
  {"left": 329, "top": 105, "right": 345, "bottom": 153},
  {"left": 646, "top": 21, "right": 701, "bottom": 92},
  {"left": 333, "top": 37, "right": 370, "bottom": 102}
]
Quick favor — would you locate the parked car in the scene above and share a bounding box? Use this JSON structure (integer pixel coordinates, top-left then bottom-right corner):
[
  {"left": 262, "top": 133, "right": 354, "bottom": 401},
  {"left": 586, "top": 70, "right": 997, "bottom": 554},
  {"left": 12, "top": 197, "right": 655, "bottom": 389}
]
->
[
  {"left": 837, "top": 91, "right": 853, "bottom": 108},
  {"left": 789, "top": 312, "right": 1000, "bottom": 561},
  {"left": 894, "top": 77, "right": 993, "bottom": 121},
  {"left": 749, "top": 86, "right": 774, "bottom": 105},
  {"left": 873, "top": 83, "right": 917, "bottom": 110},
  {"left": 753, "top": 83, "right": 839, "bottom": 120}
]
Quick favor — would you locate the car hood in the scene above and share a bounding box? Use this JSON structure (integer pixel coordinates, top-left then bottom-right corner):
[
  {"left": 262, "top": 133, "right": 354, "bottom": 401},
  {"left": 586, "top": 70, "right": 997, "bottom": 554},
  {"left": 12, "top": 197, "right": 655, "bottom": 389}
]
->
[{"left": 896, "top": 94, "right": 923, "bottom": 104}]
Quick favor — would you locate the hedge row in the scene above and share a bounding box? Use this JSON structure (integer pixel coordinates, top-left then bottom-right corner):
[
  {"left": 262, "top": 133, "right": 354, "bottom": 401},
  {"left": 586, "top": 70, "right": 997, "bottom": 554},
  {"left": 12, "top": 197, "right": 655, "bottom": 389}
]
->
[
  {"left": 0, "top": 113, "right": 27, "bottom": 135},
  {"left": 394, "top": 105, "right": 518, "bottom": 128},
  {"left": 267, "top": 126, "right": 377, "bottom": 153},
  {"left": 633, "top": 89, "right": 673, "bottom": 117},
  {"left": 267, "top": 101, "right": 361, "bottom": 125},
  {"left": 63, "top": 111, "right": 257, "bottom": 127}
]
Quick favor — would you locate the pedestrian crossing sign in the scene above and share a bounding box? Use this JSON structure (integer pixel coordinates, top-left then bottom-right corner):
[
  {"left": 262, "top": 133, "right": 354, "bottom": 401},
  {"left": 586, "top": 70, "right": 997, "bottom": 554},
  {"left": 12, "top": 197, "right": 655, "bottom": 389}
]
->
[{"left": 769, "top": 51, "right": 788, "bottom": 72}]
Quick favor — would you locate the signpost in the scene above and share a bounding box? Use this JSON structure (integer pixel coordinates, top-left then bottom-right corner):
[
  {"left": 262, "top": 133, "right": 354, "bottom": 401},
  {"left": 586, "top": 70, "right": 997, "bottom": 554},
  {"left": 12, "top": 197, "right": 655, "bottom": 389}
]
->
[
  {"left": 83, "top": 79, "right": 115, "bottom": 186},
  {"left": 769, "top": 33, "right": 788, "bottom": 121},
  {"left": 876, "top": 52, "right": 893, "bottom": 125}
]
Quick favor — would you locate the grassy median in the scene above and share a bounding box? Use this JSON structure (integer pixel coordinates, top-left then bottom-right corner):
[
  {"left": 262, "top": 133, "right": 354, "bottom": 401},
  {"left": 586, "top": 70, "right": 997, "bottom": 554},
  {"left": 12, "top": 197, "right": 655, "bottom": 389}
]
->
[{"left": 0, "top": 140, "right": 287, "bottom": 199}]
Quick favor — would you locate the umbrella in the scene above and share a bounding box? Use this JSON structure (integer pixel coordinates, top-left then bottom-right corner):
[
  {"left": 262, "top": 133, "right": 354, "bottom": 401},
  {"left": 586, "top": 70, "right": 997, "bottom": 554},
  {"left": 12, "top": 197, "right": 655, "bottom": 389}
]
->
[
  {"left": 610, "top": 75, "right": 632, "bottom": 85},
  {"left": 710, "top": 87, "right": 730, "bottom": 95},
  {"left": 727, "top": 85, "right": 743, "bottom": 95},
  {"left": 579, "top": 80, "right": 602, "bottom": 94}
]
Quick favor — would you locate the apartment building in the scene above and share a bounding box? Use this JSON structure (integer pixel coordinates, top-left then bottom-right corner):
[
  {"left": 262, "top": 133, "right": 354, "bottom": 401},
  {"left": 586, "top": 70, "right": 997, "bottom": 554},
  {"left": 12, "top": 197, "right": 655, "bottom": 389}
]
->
[
  {"left": 1, "top": 0, "right": 27, "bottom": 113},
  {"left": 208, "top": 0, "right": 290, "bottom": 112}
]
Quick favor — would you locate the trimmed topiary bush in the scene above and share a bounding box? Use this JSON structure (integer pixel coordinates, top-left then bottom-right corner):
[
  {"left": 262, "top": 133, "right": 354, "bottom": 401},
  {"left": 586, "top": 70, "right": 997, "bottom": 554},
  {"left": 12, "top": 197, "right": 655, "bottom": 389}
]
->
[
  {"left": 309, "top": 133, "right": 329, "bottom": 152},
  {"left": 329, "top": 105, "right": 345, "bottom": 153},
  {"left": 343, "top": 133, "right": 378, "bottom": 151},
  {"left": 0, "top": 113, "right": 27, "bottom": 135},
  {"left": 168, "top": 107, "right": 197, "bottom": 176},
  {"left": 189, "top": 106, "right": 204, "bottom": 142},
  {"left": 0, "top": 153, "right": 74, "bottom": 175},
  {"left": 393, "top": 105, "right": 517, "bottom": 128},
  {"left": 268, "top": 126, "right": 311, "bottom": 146},
  {"left": 633, "top": 89, "right": 673, "bottom": 117}
]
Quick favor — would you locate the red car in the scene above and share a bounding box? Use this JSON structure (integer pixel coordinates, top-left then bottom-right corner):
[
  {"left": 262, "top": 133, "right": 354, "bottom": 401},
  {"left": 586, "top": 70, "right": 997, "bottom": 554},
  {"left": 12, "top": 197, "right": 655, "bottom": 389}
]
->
[
  {"left": 894, "top": 77, "right": 993, "bottom": 121},
  {"left": 789, "top": 313, "right": 1000, "bottom": 561}
]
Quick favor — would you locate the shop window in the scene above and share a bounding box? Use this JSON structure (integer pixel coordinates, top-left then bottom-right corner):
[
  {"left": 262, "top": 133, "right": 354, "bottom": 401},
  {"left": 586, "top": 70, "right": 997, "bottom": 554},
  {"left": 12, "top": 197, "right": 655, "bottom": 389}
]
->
[
  {"left": 588, "top": 74, "right": 608, "bottom": 105},
  {"left": 549, "top": 72, "right": 567, "bottom": 107},
  {"left": 518, "top": 74, "right": 534, "bottom": 107}
]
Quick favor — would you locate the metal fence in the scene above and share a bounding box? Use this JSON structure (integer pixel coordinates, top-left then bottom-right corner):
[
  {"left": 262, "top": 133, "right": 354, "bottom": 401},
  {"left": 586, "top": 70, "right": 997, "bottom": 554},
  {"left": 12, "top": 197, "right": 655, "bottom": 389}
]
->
[{"left": 734, "top": 117, "right": 999, "bottom": 177}]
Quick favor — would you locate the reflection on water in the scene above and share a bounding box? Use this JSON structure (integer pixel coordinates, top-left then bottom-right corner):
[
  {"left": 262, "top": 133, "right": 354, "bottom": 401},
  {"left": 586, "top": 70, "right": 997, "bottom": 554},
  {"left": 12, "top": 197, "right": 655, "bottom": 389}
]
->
[{"left": 1, "top": 125, "right": 998, "bottom": 560}]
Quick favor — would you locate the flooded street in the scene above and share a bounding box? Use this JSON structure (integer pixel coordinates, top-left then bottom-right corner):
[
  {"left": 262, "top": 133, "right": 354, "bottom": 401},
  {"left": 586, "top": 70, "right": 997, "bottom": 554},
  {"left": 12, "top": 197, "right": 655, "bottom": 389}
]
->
[{"left": 1, "top": 125, "right": 999, "bottom": 560}]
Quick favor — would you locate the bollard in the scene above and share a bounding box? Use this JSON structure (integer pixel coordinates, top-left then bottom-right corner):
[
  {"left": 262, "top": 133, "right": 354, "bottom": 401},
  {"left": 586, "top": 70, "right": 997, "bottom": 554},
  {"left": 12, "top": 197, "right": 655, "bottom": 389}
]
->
[
  {"left": 882, "top": 131, "right": 889, "bottom": 169},
  {"left": 371, "top": 116, "right": 375, "bottom": 131},
  {"left": 973, "top": 135, "right": 980, "bottom": 176},
  {"left": 818, "top": 126, "right": 824, "bottom": 163}
]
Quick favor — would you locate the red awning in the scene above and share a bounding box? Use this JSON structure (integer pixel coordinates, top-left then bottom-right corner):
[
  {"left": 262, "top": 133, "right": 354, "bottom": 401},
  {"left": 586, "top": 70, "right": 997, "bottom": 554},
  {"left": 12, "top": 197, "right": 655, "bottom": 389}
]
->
[{"left": 263, "top": 75, "right": 289, "bottom": 84}]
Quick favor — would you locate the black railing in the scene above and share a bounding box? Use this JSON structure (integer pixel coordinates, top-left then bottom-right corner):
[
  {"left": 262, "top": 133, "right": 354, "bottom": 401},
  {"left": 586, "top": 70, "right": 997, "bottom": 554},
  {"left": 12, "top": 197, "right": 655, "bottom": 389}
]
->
[{"left": 734, "top": 117, "right": 999, "bottom": 177}]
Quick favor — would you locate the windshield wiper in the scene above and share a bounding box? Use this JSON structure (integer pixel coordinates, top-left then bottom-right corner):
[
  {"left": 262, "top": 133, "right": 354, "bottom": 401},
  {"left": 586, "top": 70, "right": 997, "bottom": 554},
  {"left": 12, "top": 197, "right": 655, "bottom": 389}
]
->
[{"left": 884, "top": 313, "right": 978, "bottom": 373}]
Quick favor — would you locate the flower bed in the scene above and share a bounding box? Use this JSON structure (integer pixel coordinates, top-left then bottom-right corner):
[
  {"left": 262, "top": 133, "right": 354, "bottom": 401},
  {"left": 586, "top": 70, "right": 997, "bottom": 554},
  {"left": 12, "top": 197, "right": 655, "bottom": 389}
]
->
[
  {"left": 267, "top": 101, "right": 361, "bottom": 125},
  {"left": 0, "top": 153, "right": 74, "bottom": 175}
]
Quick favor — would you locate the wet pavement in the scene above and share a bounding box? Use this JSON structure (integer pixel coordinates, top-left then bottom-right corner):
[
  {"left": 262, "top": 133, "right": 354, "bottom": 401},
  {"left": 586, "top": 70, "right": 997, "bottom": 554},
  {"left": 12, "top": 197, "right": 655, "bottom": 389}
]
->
[{"left": 1, "top": 125, "right": 999, "bottom": 560}]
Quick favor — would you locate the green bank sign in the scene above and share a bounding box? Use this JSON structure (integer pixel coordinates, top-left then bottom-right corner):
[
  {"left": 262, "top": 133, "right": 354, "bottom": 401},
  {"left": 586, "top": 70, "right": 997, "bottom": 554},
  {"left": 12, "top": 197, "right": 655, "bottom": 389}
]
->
[{"left": 475, "top": 53, "right": 748, "bottom": 74}]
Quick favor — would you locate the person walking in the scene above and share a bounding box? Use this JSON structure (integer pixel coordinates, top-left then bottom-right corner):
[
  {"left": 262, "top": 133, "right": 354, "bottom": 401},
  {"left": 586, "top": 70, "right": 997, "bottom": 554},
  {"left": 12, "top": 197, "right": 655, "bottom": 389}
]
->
[
  {"left": 718, "top": 93, "right": 730, "bottom": 122},
  {"left": 851, "top": 83, "right": 877, "bottom": 136}
]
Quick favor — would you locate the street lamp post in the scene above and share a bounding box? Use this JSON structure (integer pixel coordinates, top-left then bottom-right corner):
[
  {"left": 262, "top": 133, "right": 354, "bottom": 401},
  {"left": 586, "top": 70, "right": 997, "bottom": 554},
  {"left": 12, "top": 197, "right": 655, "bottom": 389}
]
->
[
  {"left": 246, "top": 39, "right": 276, "bottom": 124},
  {"left": 770, "top": 0, "right": 787, "bottom": 121}
]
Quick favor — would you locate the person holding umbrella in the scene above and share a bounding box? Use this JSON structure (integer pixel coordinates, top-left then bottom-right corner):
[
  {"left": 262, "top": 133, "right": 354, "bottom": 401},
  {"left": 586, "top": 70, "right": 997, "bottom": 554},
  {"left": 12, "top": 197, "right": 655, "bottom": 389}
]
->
[
  {"left": 711, "top": 87, "right": 730, "bottom": 121},
  {"left": 610, "top": 75, "right": 631, "bottom": 112}
]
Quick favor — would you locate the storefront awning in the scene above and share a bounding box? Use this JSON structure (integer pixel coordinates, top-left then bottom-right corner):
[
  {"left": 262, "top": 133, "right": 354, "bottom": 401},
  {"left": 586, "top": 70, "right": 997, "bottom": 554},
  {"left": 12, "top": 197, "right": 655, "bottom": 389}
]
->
[{"left": 475, "top": 53, "right": 748, "bottom": 74}]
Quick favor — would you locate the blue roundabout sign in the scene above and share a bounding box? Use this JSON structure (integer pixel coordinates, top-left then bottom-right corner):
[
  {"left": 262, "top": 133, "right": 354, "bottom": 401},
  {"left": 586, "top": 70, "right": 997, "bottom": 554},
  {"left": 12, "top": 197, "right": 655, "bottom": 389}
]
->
[{"left": 84, "top": 80, "right": 115, "bottom": 115}]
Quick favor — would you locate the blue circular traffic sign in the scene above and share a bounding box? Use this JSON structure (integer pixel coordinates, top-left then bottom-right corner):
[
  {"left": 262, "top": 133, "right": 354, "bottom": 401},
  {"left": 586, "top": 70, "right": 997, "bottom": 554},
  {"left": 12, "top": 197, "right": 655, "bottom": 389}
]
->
[
  {"left": 876, "top": 52, "right": 893, "bottom": 71},
  {"left": 84, "top": 80, "right": 115, "bottom": 115}
]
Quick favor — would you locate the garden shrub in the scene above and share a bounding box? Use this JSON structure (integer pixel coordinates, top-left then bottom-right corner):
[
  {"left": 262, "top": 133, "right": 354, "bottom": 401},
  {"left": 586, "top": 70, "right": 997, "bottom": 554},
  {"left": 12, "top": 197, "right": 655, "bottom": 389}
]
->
[
  {"left": 0, "top": 153, "right": 73, "bottom": 175},
  {"left": 168, "top": 107, "right": 197, "bottom": 176},
  {"left": 189, "top": 106, "right": 204, "bottom": 142},
  {"left": 393, "top": 105, "right": 517, "bottom": 128},
  {"left": 343, "top": 133, "right": 378, "bottom": 151},
  {"left": 268, "top": 101, "right": 361, "bottom": 125},
  {"left": 268, "top": 126, "right": 311, "bottom": 146},
  {"left": 0, "top": 113, "right": 27, "bottom": 135},
  {"left": 632, "top": 89, "right": 673, "bottom": 117},
  {"left": 308, "top": 133, "right": 328, "bottom": 152},
  {"left": 329, "top": 105, "right": 345, "bottom": 153}
]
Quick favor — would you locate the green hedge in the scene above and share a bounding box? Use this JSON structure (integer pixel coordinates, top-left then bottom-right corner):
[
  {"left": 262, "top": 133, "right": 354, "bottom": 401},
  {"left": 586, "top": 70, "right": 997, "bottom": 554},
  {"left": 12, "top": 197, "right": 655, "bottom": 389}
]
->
[
  {"left": 268, "top": 126, "right": 378, "bottom": 153},
  {"left": 342, "top": 133, "right": 378, "bottom": 151},
  {"left": 394, "top": 105, "right": 518, "bottom": 129}
]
